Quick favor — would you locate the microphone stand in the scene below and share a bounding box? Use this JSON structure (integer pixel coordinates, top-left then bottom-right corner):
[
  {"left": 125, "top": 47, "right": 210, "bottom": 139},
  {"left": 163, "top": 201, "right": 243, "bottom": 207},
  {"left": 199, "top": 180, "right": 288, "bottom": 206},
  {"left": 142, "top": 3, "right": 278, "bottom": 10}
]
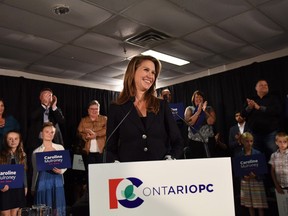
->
[{"left": 171, "top": 109, "right": 211, "bottom": 158}]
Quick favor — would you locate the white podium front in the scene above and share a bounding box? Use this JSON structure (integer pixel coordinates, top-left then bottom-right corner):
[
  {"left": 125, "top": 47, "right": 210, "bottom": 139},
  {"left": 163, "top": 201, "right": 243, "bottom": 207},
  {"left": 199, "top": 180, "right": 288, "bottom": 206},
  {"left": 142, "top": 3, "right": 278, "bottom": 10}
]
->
[{"left": 89, "top": 158, "right": 235, "bottom": 216}]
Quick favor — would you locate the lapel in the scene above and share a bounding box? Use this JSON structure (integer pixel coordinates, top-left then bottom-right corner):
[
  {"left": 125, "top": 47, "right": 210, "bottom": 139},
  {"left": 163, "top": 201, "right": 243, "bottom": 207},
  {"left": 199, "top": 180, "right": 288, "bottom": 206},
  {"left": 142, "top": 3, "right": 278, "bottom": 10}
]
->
[{"left": 121, "top": 101, "right": 158, "bottom": 132}]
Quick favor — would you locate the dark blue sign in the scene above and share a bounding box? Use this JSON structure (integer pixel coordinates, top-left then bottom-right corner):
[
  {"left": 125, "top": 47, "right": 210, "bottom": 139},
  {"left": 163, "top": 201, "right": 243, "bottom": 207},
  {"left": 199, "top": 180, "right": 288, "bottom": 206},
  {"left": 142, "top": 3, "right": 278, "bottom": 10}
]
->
[
  {"left": 35, "top": 150, "right": 71, "bottom": 171},
  {"left": 169, "top": 103, "right": 184, "bottom": 121},
  {"left": 232, "top": 153, "right": 268, "bottom": 177},
  {"left": 0, "top": 164, "right": 24, "bottom": 189}
]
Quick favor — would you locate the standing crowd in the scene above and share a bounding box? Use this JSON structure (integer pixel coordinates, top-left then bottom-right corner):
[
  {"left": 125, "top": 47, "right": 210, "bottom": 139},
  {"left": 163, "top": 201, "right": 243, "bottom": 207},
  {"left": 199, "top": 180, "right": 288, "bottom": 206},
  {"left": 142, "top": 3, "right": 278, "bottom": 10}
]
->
[{"left": 0, "top": 55, "right": 287, "bottom": 216}]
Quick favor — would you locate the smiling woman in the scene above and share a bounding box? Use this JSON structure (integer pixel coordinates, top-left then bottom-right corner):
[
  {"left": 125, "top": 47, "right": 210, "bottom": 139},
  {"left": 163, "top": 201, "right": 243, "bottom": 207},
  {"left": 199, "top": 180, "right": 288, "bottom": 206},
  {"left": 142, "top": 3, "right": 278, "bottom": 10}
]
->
[{"left": 105, "top": 55, "right": 183, "bottom": 163}]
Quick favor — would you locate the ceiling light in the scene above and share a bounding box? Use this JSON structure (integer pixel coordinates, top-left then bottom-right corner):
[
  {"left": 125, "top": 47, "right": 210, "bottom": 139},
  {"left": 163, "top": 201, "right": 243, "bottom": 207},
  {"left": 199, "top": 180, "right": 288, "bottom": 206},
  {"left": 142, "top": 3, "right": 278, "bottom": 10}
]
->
[
  {"left": 141, "top": 50, "right": 189, "bottom": 66},
  {"left": 53, "top": 4, "right": 70, "bottom": 15}
]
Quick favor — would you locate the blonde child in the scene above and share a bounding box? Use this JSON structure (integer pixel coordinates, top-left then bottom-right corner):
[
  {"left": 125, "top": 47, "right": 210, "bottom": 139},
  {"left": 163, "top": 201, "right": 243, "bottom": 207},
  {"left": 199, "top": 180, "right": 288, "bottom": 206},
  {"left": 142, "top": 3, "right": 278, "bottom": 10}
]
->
[
  {"left": 0, "top": 131, "right": 27, "bottom": 216},
  {"left": 269, "top": 132, "right": 288, "bottom": 193},
  {"left": 236, "top": 132, "right": 268, "bottom": 216}
]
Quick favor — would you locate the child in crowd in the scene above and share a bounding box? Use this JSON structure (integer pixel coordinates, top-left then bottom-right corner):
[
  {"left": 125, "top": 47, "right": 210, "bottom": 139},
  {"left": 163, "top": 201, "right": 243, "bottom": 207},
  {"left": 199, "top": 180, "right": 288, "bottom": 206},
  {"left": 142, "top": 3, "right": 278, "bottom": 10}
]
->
[
  {"left": 237, "top": 132, "right": 268, "bottom": 216},
  {"left": 0, "top": 130, "right": 27, "bottom": 216},
  {"left": 31, "top": 122, "right": 66, "bottom": 216},
  {"left": 269, "top": 132, "right": 288, "bottom": 214}
]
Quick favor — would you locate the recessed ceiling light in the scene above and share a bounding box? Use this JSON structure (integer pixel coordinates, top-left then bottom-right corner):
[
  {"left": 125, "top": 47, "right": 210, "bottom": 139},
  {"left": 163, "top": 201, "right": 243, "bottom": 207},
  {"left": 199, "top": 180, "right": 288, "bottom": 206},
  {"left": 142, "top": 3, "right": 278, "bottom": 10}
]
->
[
  {"left": 141, "top": 50, "right": 189, "bottom": 66},
  {"left": 53, "top": 4, "right": 70, "bottom": 15}
]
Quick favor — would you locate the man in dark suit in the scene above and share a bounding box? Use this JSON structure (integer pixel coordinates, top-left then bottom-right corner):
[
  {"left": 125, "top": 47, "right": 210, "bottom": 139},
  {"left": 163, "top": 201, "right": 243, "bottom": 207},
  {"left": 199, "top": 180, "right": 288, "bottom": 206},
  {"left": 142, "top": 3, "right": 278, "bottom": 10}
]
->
[
  {"left": 228, "top": 111, "right": 250, "bottom": 157},
  {"left": 26, "top": 88, "right": 65, "bottom": 151}
]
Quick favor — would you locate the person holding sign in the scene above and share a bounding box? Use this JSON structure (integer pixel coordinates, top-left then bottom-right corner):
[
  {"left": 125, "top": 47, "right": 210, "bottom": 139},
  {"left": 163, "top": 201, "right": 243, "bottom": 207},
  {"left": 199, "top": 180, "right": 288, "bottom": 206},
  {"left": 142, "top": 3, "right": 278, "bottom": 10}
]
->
[
  {"left": 236, "top": 132, "right": 268, "bottom": 216},
  {"left": 184, "top": 90, "right": 216, "bottom": 158},
  {"left": 31, "top": 122, "right": 66, "bottom": 216},
  {"left": 0, "top": 130, "right": 27, "bottom": 216}
]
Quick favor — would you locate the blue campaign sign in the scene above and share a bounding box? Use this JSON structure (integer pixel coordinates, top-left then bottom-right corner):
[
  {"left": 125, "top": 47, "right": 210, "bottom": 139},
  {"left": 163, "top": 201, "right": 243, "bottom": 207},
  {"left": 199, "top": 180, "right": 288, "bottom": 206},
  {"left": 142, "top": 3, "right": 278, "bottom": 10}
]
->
[
  {"left": 169, "top": 103, "right": 184, "bottom": 121},
  {"left": 0, "top": 164, "right": 24, "bottom": 189},
  {"left": 232, "top": 153, "right": 268, "bottom": 177},
  {"left": 35, "top": 150, "right": 71, "bottom": 171}
]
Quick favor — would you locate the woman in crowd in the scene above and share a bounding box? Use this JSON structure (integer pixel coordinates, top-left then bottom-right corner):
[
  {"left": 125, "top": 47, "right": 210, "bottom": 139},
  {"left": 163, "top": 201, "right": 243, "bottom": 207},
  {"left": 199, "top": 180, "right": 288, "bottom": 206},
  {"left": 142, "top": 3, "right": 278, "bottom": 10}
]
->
[
  {"left": 77, "top": 100, "right": 107, "bottom": 168},
  {"left": 0, "top": 99, "right": 20, "bottom": 151},
  {"left": 105, "top": 55, "right": 183, "bottom": 162},
  {"left": 31, "top": 122, "right": 66, "bottom": 216},
  {"left": 0, "top": 130, "right": 27, "bottom": 216},
  {"left": 184, "top": 90, "right": 216, "bottom": 158}
]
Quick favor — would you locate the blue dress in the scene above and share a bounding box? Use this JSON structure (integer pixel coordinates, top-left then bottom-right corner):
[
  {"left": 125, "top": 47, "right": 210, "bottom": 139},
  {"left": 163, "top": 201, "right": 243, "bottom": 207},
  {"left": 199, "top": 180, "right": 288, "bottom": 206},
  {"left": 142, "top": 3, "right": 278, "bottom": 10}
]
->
[{"left": 35, "top": 171, "right": 66, "bottom": 216}]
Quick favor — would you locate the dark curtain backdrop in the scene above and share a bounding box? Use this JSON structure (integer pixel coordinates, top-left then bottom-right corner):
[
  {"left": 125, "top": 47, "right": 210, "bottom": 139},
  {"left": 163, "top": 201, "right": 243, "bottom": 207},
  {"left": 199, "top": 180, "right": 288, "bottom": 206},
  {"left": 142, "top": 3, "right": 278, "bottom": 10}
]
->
[{"left": 1, "top": 55, "right": 288, "bottom": 150}]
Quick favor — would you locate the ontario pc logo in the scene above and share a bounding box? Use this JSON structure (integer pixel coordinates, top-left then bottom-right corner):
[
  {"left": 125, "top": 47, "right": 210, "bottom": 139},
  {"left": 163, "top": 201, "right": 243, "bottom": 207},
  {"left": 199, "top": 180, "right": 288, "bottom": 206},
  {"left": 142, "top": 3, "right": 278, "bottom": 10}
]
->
[{"left": 109, "top": 177, "right": 144, "bottom": 209}]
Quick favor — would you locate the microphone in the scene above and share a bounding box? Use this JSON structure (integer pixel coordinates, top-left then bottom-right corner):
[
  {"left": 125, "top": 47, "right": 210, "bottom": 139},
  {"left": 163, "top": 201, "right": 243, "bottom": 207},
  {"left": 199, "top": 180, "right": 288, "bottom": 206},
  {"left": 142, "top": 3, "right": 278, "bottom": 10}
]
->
[
  {"left": 102, "top": 97, "right": 135, "bottom": 163},
  {"left": 170, "top": 106, "right": 211, "bottom": 158}
]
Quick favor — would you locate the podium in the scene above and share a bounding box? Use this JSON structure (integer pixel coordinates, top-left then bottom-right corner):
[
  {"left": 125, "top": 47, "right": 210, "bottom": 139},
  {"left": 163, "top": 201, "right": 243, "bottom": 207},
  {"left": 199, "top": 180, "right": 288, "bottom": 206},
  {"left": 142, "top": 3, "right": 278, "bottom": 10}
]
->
[{"left": 89, "top": 158, "right": 235, "bottom": 216}]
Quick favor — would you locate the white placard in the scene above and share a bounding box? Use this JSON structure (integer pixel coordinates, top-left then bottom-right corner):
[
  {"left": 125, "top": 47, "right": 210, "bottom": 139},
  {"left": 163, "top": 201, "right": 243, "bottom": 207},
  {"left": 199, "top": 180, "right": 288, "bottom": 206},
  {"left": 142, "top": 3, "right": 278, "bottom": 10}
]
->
[
  {"left": 72, "top": 154, "right": 85, "bottom": 171},
  {"left": 89, "top": 158, "right": 235, "bottom": 216}
]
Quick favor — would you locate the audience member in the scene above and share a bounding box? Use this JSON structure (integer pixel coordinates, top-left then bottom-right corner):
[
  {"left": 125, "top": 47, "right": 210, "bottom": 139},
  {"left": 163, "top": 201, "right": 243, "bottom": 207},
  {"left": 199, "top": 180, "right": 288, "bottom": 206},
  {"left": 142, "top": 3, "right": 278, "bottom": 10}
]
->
[
  {"left": 31, "top": 122, "right": 66, "bottom": 216},
  {"left": 0, "top": 99, "right": 20, "bottom": 151},
  {"left": 229, "top": 111, "right": 251, "bottom": 157},
  {"left": 236, "top": 132, "right": 268, "bottom": 216},
  {"left": 77, "top": 100, "right": 107, "bottom": 181},
  {"left": 105, "top": 55, "right": 183, "bottom": 162},
  {"left": 241, "top": 79, "right": 281, "bottom": 159},
  {"left": 213, "top": 132, "right": 228, "bottom": 157},
  {"left": 159, "top": 88, "right": 172, "bottom": 102},
  {"left": 26, "top": 88, "right": 65, "bottom": 152},
  {"left": 184, "top": 90, "right": 216, "bottom": 158},
  {"left": 0, "top": 131, "right": 27, "bottom": 216},
  {"left": 269, "top": 132, "right": 288, "bottom": 194}
]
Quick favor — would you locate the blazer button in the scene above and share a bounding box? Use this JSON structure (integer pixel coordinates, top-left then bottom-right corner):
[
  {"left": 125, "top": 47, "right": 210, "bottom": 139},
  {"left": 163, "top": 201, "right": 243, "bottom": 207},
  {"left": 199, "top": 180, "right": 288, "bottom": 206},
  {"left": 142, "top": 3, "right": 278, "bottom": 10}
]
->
[
  {"left": 142, "top": 134, "right": 147, "bottom": 139},
  {"left": 144, "top": 147, "right": 148, "bottom": 152}
]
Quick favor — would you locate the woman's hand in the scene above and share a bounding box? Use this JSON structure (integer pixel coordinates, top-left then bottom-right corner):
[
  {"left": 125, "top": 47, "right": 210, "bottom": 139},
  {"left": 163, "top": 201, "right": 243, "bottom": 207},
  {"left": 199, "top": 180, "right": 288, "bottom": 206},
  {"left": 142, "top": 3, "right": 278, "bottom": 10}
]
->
[
  {"left": 52, "top": 167, "right": 62, "bottom": 174},
  {"left": 1, "top": 185, "right": 9, "bottom": 192}
]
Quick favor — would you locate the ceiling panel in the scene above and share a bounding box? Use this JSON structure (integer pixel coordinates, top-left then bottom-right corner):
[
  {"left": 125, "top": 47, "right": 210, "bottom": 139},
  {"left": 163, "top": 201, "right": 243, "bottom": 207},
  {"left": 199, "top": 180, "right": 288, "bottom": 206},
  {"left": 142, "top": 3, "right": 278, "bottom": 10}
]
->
[
  {"left": 122, "top": 0, "right": 208, "bottom": 37},
  {"left": 3, "top": 0, "right": 113, "bottom": 28},
  {"left": 0, "top": 27, "right": 62, "bottom": 54},
  {"left": 92, "top": 16, "right": 149, "bottom": 40},
  {"left": 218, "top": 10, "right": 283, "bottom": 43},
  {"left": 184, "top": 26, "right": 247, "bottom": 53},
  {"left": 0, "top": 4, "right": 85, "bottom": 43},
  {"left": 259, "top": 0, "right": 288, "bottom": 30},
  {"left": 73, "top": 32, "right": 145, "bottom": 58},
  {"left": 169, "top": 0, "right": 252, "bottom": 23}
]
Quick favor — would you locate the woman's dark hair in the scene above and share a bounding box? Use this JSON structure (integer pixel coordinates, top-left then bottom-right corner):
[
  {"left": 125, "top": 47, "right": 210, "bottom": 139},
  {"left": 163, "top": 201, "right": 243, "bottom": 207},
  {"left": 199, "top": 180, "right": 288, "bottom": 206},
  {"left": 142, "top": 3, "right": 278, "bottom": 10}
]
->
[
  {"left": 191, "top": 90, "right": 205, "bottom": 106},
  {"left": 0, "top": 130, "right": 27, "bottom": 169}
]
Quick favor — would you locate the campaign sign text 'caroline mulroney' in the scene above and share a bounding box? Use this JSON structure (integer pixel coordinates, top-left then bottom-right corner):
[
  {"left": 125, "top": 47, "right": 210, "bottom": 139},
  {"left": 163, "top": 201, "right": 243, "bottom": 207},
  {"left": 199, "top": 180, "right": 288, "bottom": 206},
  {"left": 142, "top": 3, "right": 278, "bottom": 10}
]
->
[
  {"left": 35, "top": 150, "right": 71, "bottom": 171},
  {"left": 232, "top": 153, "right": 268, "bottom": 177},
  {"left": 0, "top": 164, "right": 24, "bottom": 189},
  {"left": 89, "top": 158, "right": 235, "bottom": 216}
]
